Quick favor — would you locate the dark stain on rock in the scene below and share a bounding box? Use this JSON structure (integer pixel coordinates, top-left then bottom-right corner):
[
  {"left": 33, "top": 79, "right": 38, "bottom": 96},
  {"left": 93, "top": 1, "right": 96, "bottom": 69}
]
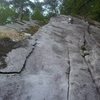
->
[{"left": 0, "top": 37, "right": 24, "bottom": 69}]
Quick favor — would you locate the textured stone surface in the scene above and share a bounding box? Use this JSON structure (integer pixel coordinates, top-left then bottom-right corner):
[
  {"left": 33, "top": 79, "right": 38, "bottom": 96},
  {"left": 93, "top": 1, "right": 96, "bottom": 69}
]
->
[
  {"left": 0, "top": 39, "right": 36, "bottom": 73},
  {"left": 0, "top": 15, "right": 100, "bottom": 100}
]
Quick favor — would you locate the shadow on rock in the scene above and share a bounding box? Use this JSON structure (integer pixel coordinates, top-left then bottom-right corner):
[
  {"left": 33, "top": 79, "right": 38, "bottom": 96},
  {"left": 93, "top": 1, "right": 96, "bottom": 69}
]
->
[{"left": 0, "top": 37, "right": 20, "bottom": 69}]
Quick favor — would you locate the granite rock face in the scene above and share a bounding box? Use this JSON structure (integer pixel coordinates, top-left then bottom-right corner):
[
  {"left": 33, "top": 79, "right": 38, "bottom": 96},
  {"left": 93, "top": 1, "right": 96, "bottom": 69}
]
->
[{"left": 0, "top": 15, "right": 100, "bottom": 100}]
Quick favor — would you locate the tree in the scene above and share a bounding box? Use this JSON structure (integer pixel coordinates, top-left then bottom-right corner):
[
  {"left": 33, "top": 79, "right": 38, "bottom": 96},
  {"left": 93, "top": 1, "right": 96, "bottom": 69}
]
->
[
  {"left": 0, "top": 0, "right": 17, "bottom": 24},
  {"left": 32, "top": 8, "right": 44, "bottom": 21},
  {"left": 9, "top": 0, "right": 35, "bottom": 21},
  {"left": 61, "top": 0, "right": 100, "bottom": 21},
  {"left": 43, "top": 0, "right": 61, "bottom": 16}
]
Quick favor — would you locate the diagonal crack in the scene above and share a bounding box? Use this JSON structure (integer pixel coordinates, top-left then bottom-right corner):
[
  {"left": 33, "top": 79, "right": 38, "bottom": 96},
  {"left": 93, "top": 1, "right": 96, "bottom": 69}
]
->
[{"left": 0, "top": 41, "right": 37, "bottom": 74}]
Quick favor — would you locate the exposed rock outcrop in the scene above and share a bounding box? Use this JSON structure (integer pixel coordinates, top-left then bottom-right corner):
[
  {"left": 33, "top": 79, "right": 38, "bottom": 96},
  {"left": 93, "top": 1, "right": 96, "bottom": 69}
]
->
[
  {"left": 0, "top": 15, "right": 100, "bottom": 100},
  {"left": 0, "top": 20, "right": 40, "bottom": 41}
]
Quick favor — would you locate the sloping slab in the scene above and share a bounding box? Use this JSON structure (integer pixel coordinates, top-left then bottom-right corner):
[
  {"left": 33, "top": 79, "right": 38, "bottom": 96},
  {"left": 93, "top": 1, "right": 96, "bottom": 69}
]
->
[{"left": 0, "top": 15, "right": 100, "bottom": 100}]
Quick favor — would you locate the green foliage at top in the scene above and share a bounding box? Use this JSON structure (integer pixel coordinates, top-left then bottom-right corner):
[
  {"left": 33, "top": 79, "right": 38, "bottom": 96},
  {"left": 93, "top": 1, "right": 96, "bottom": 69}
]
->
[
  {"left": 61, "top": 0, "right": 100, "bottom": 22},
  {"left": 44, "top": 0, "right": 58, "bottom": 13},
  {"left": 0, "top": 5, "right": 16, "bottom": 24},
  {"left": 90, "top": 0, "right": 100, "bottom": 21},
  {"left": 32, "top": 8, "right": 48, "bottom": 24},
  {"left": 9, "top": 0, "right": 35, "bottom": 21},
  {"left": 32, "top": 8, "right": 44, "bottom": 21},
  {"left": 43, "top": 0, "right": 62, "bottom": 16},
  {"left": 0, "top": 0, "right": 100, "bottom": 24}
]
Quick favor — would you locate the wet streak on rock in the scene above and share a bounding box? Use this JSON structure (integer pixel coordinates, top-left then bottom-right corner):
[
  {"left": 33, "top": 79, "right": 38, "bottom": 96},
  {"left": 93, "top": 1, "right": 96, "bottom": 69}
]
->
[{"left": 67, "top": 43, "right": 71, "bottom": 100}]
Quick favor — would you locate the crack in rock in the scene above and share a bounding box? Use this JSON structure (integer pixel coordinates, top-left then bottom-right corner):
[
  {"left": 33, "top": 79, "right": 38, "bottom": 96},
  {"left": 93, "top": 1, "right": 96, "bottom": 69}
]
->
[
  {"left": 80, "top": 36, "right": 89, "bottom": 58},
  {"left": 80, "top": 25, "right": 100, "bottom": 95},
  {"left": 87, "top": 24, "right": 91, "bottom": 34},
  {"left": 66, "top": 43, "right": 71, "bottom": 100},
  {"left": 0, "top": 42, "right": 37, "bottom": 74}
]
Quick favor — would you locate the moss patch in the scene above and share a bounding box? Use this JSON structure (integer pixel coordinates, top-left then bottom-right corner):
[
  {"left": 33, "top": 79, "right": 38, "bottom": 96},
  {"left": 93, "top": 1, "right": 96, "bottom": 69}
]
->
[{"left": 25, "top": 25, "right": 40, "bottom": 35}]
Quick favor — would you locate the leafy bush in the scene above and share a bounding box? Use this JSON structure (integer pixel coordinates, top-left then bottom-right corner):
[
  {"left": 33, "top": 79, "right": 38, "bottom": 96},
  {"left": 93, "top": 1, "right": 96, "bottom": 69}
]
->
[
  {"left": 61, "top": 0, "right": 100, "bottom": 22},
  {"left": 0, "top": 6, "right": 16, "bottom": 24},
  {"left": 32, "top": 8, "right": 46, "bottom": 23}
]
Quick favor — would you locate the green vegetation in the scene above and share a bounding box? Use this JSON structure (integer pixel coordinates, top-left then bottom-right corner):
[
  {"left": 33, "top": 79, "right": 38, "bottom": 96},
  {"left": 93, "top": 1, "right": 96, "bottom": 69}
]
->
[
  {"left": 0, "top": 5, "right": 16, "bottom": 24},
  {"left": 32, "top": 8, "right": 45, "bottom": 22},
  {"left": 61, "top": 0, "right": 100, "bottom": 22},
  {"left": 0, "top": 0, "right": 100, "bottom": 24}
]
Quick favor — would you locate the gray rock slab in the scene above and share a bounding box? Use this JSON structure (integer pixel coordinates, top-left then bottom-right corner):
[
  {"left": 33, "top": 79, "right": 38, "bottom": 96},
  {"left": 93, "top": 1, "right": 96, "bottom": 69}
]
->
[
  {"left": 0, "top": 39, "right": 36, "bottom": 73},
  {"left": 0, "top": 15, "right": 100, "bottom": 100}
]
